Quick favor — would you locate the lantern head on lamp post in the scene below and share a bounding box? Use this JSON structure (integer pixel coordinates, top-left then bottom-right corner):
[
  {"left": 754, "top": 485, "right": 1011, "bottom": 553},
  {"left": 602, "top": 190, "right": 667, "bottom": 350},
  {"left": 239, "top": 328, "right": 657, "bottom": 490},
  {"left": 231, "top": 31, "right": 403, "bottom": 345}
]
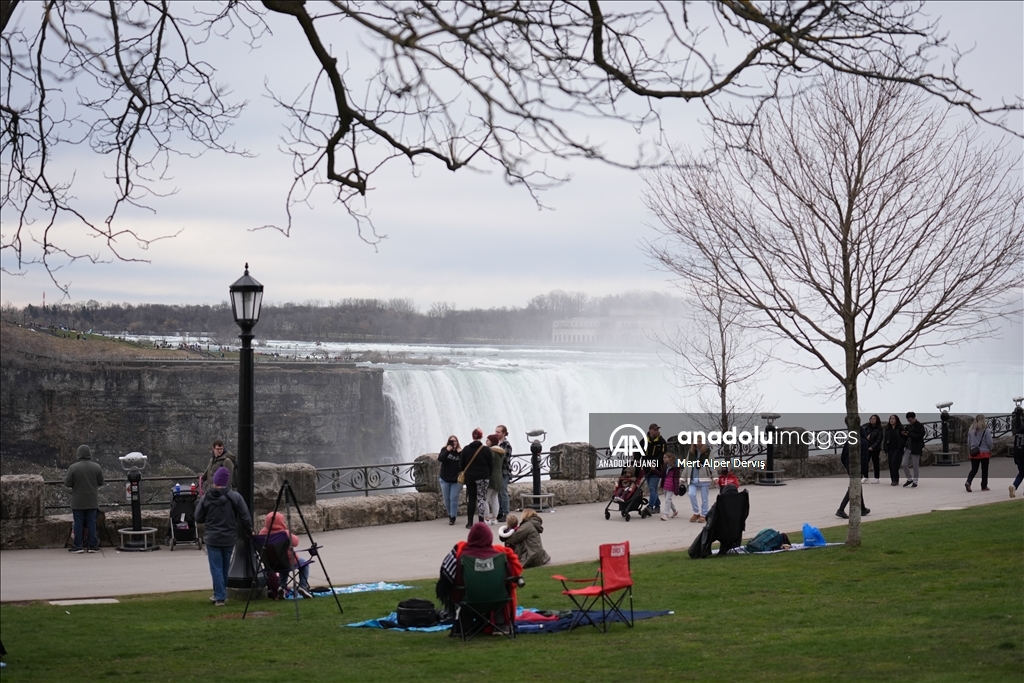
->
[
  {"left": 230, "top": 263, "right": 264, "bottom": 333},
  {"left": 757, "top": 413, "right": 784, "bottom": 486},
  {"left": 227, "top": 264, "right": 262, "bottom": 590}
]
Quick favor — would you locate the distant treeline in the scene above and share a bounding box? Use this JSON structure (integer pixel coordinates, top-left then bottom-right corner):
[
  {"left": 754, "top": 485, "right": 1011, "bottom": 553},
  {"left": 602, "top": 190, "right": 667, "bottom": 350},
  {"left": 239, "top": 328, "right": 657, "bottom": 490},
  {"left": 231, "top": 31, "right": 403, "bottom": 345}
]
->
[{"left": 2, "top": 290, "right": 682, "bottom": 344}]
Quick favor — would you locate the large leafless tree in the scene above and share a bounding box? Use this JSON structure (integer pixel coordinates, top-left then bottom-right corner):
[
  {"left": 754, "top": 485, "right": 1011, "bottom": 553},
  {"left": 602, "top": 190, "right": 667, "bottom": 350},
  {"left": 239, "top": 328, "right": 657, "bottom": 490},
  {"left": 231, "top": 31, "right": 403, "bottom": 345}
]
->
[
  {"left": 645, "top": 74, "right": 1023, "bottom": 546},
  {"left": 2, "top": 1, "right": 1020, "bottom": 293}
]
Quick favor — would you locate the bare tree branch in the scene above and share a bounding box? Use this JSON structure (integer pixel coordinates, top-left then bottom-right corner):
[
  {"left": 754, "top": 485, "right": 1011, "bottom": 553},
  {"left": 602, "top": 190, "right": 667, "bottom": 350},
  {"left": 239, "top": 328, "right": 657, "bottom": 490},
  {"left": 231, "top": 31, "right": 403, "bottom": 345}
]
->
[{"left": 3, "top": 1, "right": 1020, "bottom": 294}]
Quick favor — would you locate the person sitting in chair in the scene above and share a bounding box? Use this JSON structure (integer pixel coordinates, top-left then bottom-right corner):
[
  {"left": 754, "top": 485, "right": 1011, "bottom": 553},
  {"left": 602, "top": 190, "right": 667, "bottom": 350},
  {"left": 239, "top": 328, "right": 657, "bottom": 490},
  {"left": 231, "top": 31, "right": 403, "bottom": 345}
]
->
[
  {"left": 436, "top": 522, "right": 523, "bottom": 625},
  {"left": 258, "top": 511, "right": 313, "bottom": 600}
]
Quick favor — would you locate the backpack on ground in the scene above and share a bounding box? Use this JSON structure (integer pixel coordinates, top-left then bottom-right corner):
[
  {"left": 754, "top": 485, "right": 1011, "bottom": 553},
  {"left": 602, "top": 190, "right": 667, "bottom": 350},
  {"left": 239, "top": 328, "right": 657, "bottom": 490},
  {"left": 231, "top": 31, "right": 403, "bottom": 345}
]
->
[
  {"left": 746, "top": 528, "right": 785, "bottom": 553},
  {"left": 396, "top": 598, "right": 440, "bottom": 627}
]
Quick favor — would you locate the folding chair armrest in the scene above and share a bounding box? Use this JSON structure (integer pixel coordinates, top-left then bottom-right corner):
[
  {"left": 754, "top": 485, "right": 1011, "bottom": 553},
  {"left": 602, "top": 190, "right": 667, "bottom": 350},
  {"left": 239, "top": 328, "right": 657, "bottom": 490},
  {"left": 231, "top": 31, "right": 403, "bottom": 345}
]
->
[{"left": 552, "top": 575, "right": 597, "bottom": 583}]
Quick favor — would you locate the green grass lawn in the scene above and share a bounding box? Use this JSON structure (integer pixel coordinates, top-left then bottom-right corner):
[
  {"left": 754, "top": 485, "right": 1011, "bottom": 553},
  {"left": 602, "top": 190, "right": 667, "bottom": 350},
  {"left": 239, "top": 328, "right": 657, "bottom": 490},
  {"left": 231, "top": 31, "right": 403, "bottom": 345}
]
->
[{"left": 1, "top": 502, "right": 1021, "bottom": 682}]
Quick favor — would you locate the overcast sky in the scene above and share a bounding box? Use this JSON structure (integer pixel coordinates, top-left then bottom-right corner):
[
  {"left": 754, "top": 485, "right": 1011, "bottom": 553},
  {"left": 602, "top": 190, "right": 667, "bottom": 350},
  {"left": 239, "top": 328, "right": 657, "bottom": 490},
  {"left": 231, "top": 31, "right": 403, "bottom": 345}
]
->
[{"left": 1, "top": 1, "right": 1021, "bottom": 316}]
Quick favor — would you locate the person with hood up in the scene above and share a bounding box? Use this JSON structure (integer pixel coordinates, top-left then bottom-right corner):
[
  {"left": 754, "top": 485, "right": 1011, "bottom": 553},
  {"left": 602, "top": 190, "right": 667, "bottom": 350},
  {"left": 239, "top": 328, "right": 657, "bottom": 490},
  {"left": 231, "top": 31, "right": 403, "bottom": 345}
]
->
[
  {"left": 498, "top": 508, "right": 551, "bottom": 568},
  {"left": 436, "top": 522, "right": 523, "bottom": 624},
  {"left": 64, "top": 445, "right": 105, "bottom": 553},
  {"left": 258, "top": 511, "right": 314, "bottom": 599},
  {"left": 195, "top": 467, "right": 251, "bottom": 606}
]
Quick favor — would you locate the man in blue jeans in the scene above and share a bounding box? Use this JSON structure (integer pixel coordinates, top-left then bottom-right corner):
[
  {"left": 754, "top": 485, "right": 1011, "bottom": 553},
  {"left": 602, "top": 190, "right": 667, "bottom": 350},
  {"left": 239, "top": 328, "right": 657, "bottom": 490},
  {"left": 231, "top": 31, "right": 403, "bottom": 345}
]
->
[
  {"left": 195, "top": 467, "right": 251, "bottom": 606},
  {"left": 644, "top": 424, "right": 667, "bottom": 514},
  {"left": 64, "top": 445, "right": 105, "bottom": 553},
  {"left": 496, "top": 424, "right": 513, "bottom": 523}
]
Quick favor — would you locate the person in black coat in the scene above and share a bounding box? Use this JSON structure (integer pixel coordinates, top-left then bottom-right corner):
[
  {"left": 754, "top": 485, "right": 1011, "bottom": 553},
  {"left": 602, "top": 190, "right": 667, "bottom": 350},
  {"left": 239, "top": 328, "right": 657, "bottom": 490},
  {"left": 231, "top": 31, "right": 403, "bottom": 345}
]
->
[
  {"left": 860, "top": 414, "right": 883, "bottom": 483},
  {"left": 459, "top": 428, "right": 493, "bottom": 529},
  {"left": 882, "top": 414, "right": 905, "bottom": 486},
  {"left": 837, "top": 441, "right": 870, "bottom": 519}
]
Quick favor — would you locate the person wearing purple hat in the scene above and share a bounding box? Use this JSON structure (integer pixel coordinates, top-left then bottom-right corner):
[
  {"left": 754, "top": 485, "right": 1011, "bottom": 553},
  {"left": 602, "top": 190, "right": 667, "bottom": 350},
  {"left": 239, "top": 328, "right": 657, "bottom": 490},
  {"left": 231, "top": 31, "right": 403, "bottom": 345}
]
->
[{"left": 195, "top": 466, "right": 251, "bottom": 606}]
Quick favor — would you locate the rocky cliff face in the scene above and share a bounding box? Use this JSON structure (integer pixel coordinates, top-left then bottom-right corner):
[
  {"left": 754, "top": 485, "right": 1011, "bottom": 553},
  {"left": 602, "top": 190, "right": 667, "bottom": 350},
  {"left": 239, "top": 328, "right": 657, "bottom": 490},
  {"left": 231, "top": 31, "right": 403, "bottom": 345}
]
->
[{"left": 1, "top": 359, "right": 393, "bottom": 472}]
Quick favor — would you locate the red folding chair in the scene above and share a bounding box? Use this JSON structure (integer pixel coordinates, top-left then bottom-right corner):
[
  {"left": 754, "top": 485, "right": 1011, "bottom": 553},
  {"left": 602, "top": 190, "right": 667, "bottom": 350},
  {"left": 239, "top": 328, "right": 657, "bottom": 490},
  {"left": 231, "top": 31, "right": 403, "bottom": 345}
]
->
[{"left": 552, "top": 541, "right": 634, "bottom": 632}]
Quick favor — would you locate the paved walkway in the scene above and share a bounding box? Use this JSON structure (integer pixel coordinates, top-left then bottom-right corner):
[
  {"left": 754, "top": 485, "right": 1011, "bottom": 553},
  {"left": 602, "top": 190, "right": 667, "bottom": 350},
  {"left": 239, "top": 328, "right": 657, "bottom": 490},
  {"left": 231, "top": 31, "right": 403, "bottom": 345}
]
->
[{"left": 2, "top": 462, "right": 1019, "bottom": 602}]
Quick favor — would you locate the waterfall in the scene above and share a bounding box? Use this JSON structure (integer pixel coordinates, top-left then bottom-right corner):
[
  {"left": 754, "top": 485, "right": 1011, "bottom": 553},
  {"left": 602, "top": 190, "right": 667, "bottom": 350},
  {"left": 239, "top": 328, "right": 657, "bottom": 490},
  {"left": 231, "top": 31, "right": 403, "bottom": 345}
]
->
[{"left": 382, "top": 362, "right": 677, "bottom": 461}]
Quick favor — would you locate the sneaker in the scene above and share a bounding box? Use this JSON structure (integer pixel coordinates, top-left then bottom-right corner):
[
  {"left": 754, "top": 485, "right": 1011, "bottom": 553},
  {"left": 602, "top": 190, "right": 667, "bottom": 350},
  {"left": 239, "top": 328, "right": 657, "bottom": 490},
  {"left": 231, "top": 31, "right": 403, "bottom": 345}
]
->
[
  {"left": 87, "top": 547, "right": 99, "bottom": 553},
  {"left": 697, "top": 516, "right": 706, "bottom": 523},
  {"left": 297, "top": 586, "right": 314, "bottom": 600},
  {"left": 861, "top": 477, "right": 869, "bottom": 483},
  {"left": 449, "top": 517, "right": 456, "bottom": 525},
  {"left": 965, "top": 482, "right": 972, "bottom": 493},
  {"left": 497, "top": 516, "right": 507, "bottom": 523},
  {"left": 465, "top": 522, "right": 472, "bottom": 529},
  {"left": 903, "top": 481, "right": 913, "bottom": 487},
  {"left": 214, "top": 600, "right": 226, "bottom": 607},
  {"left": 660, "top": 515, "right": 668, "bottom": 521},
  {"left": 671, "top": 510, "right": 678, "bottom": 518},
  {"left": 981, "top": 487, "right": 990, "bottom": 492},
  {"left": 891, "top": 482, "right": 899, "bottom": 486},
  {"left": 68, "top": 548, "right": 85, "bottom": 554},
  {"left": 862, "top": 508, "right": 870, "bottom": 516},
  {"left": 911, "top": 482, "right": 918, "bottom": 488},
  {"left": 612, "top": 496, "right": 623, "bottom": 503},
  {"left": 835, "top": 509, "right": 849, "bottom": 519},
  {"left": 209, "top": 595, "right": 217, "bottom": 603},
  {"left": 1010, "top": 485, "right": 1016, "bottom": 499},
  {"left": 871, "top": 478, "right": 879, "bottom": 484},
  {"left": 689, "top": 514, "right": 700, "bottom": 522}
]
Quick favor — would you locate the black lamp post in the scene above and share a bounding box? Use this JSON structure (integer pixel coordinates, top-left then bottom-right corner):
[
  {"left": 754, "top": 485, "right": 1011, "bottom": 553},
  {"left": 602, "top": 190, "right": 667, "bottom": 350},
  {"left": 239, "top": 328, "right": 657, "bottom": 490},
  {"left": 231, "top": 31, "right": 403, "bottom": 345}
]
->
[
  {"left": 936, "top": 402, "right": 954, "bottom": 465},
  {"left": 526, "top": 429, "right": 546, "bottom": 508},
  {"left": 227, "top": 263, "right": 263, "bottom": 590},
  {"left": 757, "top": 413, "right": 785, "bottom": 486}
]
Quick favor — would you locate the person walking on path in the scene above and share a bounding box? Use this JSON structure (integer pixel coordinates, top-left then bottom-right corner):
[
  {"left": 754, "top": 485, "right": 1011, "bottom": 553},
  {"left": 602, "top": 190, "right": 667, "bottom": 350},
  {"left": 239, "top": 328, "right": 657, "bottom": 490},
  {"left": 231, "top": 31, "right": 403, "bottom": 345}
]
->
[
  {"left": 1011, "top": 409, "right": 1024, "bottom": 498},
  {"left": 860, "top": 414, "right": 883, "bottom": 483},
  {"left": 459, "top": 429, "right": 493, "bottom": 529},
  {"left": 644, "top": 423, "right": 667, "bottom": 514},
  {"left": 964, "top": 414, "right": 993, "bottom": 493},
  {"left": 64, "top": 445, "right": 105, "bottom": 553},
  {"left": 837, "top": 442, "right": 870, "bottom": 519},
  {"left": 195, "top": 467, "right": 251, "bottom": 606},
  {"left": 683, "top": 437, "right": 713, "bottom": 522},
  {"left": 437, "top": 435, "right": 463, "bottom": 525},
  {"left": 882, "top": 415, "right": 905, "bottom": 486},
  {"left": 660, "top": 451, "right": 681, "bottom": 520},
  {"left": 901, "top": 412, "right": 926, "bottom": 488}
]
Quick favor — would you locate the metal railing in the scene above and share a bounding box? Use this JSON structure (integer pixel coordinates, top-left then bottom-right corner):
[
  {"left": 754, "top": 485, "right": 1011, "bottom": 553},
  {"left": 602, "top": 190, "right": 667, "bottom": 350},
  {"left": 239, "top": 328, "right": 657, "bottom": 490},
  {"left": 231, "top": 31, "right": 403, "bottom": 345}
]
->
[
  {"left": 38, "top": 414, "right": 1017, "bottom": 509},
  {"left": 314, "top": 451, "right": 555, "bottom": 497},
  {"left": 43, "top": 474, "right": 200, "bottom": 513}
]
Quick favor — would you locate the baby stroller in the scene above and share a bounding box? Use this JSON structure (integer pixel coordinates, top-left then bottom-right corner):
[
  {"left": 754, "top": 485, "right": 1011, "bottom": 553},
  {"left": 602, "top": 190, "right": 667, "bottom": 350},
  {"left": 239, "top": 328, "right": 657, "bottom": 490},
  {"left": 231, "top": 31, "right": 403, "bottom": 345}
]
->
[
  {"left": 604, "top": 469, "right": 651, "bottom": 521},
  {"left": 168, "top": 489, "right": 202, "bottom": 551}
]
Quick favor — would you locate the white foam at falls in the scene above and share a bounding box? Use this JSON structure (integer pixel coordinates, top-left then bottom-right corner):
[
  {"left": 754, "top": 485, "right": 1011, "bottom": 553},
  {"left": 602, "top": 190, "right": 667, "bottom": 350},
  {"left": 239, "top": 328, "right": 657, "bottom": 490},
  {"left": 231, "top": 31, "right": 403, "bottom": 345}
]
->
[{"left": 382, "top": 364, "right": 677, "bottom": 461}]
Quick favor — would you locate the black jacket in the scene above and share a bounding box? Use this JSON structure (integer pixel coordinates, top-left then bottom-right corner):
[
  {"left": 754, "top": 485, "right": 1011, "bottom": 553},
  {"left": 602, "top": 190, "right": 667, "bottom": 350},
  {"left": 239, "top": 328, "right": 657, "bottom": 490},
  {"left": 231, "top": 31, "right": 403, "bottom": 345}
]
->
[
  {"left": 860, "top": 424, "right": 882, "bottom": 455},
  {"left": 438, "top": 446, "right": 463, "bottom": 484},
  {"left": 903, "top": 421, "right": 926, "bottom": 455},
  {"left": 459, "top": 441, "right": 493, "bottom": 482},
  {"left": 882, "top": 424, "right": 904, "bottom": 455},
  {"left": 644, "top": 434, "right": 667, "bottom": 476}
]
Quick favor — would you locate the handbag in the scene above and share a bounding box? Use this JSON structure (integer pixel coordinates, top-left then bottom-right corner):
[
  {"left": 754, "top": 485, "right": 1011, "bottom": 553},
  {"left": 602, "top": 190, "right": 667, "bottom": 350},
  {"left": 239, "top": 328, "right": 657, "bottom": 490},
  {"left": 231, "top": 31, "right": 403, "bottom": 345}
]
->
[
  {"left": 969, "top": 429, "right": 987, "bottom": 457},
  {"left": 457, "top": 444, "right": 486, "bottom": 484}
]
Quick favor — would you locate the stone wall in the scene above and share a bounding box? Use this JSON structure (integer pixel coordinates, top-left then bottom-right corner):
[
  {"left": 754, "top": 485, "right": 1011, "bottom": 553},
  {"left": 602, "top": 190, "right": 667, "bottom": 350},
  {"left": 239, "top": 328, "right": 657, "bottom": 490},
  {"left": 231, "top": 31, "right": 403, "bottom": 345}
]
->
[{"left": 1, "top": 360, "right": 392, "bottom": 471}]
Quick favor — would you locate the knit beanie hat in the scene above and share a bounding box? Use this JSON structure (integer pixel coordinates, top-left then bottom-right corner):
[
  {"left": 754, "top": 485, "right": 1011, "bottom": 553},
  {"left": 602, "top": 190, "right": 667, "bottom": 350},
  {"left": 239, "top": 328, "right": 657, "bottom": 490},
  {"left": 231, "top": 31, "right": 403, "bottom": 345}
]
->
[
  {"left": 76, "top": 445, "right": 92, "bottom": 459},
  {"left": 213, "top": 466, "right": 231, "bottom": 487}
]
